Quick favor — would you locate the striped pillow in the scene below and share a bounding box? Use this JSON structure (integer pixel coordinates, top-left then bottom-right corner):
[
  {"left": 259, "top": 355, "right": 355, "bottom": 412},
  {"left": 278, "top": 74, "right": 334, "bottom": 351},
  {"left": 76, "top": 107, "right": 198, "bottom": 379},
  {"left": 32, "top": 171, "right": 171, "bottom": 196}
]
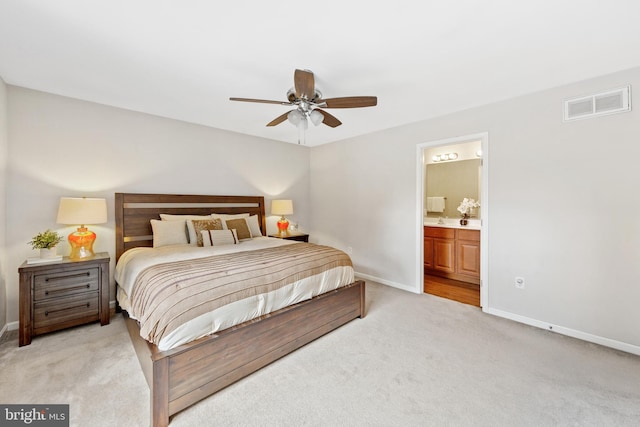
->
[{"left": 201, "top": 229, "right": 239, "bottom": 247}]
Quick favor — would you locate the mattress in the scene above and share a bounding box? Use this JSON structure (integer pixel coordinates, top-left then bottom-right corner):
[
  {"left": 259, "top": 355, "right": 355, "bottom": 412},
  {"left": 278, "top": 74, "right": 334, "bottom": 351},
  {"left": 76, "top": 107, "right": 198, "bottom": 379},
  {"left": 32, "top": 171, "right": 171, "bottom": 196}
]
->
[{"left": 115, "top": 237, "right": 354, "bottom": 351}]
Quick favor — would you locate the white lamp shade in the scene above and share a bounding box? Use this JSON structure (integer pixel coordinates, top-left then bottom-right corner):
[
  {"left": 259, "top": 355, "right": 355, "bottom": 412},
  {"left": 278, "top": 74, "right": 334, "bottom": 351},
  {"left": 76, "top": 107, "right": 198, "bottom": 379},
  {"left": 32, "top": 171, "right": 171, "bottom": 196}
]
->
[
  {"left": 309, "top": 109, "right": 323, "bottom": 126},
  {"left": 57, "top": 197, "right": 108, "bottom": 225},
  {"left": 287, "top": 110, "right": 303, "bottom": 125},
  {"left": 271, "top": 199, "right": 293, "bottom": 216}
]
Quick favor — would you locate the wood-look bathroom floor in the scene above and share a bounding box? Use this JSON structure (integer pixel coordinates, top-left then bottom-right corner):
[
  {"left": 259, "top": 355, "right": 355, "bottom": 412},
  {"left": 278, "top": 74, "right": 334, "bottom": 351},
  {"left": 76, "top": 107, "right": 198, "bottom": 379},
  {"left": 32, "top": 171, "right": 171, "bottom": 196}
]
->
[{"left": 424, "top": 274, "right": 480, "bottom": 307}]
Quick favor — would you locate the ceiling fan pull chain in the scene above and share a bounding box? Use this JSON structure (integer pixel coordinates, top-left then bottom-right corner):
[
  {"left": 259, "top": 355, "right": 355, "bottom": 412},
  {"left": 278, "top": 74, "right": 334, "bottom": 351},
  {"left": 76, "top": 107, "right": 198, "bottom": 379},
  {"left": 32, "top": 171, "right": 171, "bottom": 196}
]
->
[{"left": 298, "top": 121, "right": 305, "bottom": 145}]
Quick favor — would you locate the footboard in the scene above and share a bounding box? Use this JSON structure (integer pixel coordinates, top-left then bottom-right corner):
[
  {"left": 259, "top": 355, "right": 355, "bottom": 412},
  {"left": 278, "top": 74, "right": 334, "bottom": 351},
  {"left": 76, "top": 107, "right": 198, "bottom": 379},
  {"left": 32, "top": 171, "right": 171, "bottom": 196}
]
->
[{"left": 125, "top": 280, "right": 365, "bottom": 427}]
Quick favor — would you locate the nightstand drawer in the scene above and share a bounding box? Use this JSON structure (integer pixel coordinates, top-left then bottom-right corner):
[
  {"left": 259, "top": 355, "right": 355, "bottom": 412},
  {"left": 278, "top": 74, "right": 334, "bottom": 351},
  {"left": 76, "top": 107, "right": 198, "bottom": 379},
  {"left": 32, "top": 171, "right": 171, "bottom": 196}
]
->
[
  {"left": 33, "top": 292, "right": 99, "bottom": 333},
  {"left": 33, "top": 268, "right": 99, "bottom": 301}
]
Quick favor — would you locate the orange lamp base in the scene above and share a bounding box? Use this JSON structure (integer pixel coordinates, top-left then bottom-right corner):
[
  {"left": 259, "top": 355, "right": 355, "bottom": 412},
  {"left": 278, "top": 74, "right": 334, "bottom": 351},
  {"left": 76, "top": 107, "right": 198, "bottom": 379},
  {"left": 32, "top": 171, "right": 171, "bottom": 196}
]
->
[
  {"left": 277, "top": 217, "right": 289, "bottom": 235},
  {"left": 68, "top": 226, "right": 96, "bottom": 260}
]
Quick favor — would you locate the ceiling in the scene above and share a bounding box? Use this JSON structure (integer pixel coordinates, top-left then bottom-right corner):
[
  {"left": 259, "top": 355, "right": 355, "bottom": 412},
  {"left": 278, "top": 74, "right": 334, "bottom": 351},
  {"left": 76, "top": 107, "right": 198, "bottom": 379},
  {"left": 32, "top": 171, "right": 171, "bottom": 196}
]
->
[{"left": 1, "top": 1, "right": 639, "bottom": 147}]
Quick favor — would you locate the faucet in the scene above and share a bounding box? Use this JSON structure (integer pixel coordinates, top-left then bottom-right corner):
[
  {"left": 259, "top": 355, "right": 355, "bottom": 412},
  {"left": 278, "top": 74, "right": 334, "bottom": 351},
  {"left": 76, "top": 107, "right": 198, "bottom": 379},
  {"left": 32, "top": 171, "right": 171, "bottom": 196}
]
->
[{"left": 438, "top": 216, "right": 444, "bottom": 225}]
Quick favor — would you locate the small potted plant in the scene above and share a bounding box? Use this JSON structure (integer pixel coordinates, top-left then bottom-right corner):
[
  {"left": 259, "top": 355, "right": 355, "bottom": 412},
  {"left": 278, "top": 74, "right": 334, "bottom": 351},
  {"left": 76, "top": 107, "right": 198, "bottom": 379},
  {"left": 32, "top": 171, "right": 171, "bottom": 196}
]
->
[
  {"left": 457, "top": 198, "right": 480, "bottom": 226},
  {"left": 28, "top": 229, "right": 64, "bottom": 258}
]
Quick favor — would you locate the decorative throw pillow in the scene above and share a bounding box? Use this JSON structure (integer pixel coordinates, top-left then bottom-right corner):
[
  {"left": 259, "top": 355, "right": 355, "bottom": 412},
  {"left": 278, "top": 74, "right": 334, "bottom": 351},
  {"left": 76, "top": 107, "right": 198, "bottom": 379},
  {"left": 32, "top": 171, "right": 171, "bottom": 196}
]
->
[
  {"left": 159, "top": 214, "right": 211, "bottom": 245},
  {"left": 151, "top": 219, "right": 189, "bottom": 248},
  {"left": 201, "top": 229, "right": 239, "bottom": 247},
  {"left": 224, "top": 218, "right": 252, "bottom": 240},
  {"left": 190, "top": 218, "right": 223, "bottom": 247}
]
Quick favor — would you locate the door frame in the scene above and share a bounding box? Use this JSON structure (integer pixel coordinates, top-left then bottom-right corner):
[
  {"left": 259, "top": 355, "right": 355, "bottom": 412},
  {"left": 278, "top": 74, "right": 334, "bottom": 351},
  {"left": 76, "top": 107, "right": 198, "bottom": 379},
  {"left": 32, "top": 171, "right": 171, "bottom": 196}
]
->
[{"left": 416, "top": 132, "right": 489, "bottom": 308}]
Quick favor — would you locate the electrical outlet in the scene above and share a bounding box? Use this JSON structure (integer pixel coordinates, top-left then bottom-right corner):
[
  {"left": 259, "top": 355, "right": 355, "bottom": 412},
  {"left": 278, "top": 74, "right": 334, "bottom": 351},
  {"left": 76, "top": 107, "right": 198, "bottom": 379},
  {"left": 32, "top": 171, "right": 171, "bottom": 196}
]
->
[{"left": 515, "top": 276, "right": 525, "bottom": 289}]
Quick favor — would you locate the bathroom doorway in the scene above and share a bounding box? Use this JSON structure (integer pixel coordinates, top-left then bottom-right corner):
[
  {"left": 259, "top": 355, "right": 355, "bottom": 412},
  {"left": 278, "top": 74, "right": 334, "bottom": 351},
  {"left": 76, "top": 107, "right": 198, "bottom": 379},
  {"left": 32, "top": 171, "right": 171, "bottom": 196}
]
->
[{"left": 416, "top": 132, "right": 488, "bottom": 308}]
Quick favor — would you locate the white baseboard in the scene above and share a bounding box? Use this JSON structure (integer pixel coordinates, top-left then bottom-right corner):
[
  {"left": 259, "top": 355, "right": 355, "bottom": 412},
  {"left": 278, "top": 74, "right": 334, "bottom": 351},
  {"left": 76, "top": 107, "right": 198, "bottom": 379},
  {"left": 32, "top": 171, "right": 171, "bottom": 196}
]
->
[
  {"left": 6, "top": 320, "right": 18, "bottom": 332},
  {"left": 484, "top": 307, "right": 640, "bottom": 356},
  {"left": 354, "top": 272, "right": 419, "bottom": 294}
]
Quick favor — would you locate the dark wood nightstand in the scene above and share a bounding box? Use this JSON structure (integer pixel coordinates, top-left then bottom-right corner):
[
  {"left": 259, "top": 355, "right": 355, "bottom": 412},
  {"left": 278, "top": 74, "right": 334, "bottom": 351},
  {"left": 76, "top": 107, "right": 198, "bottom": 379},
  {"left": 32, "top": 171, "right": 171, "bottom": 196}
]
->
[
  {"left": 18, "top": 252, "right": 110, "bottom": 346},
  {"left": 268, "top": 232, "right": 309, "bottom": 242}
]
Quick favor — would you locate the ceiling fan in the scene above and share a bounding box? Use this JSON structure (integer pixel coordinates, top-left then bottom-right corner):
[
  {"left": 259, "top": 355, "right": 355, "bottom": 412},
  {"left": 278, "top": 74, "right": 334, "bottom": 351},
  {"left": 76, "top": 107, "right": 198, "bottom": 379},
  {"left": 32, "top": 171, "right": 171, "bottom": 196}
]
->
[{"left": 229, "top": 69, "right": 377, "bottom": 130}]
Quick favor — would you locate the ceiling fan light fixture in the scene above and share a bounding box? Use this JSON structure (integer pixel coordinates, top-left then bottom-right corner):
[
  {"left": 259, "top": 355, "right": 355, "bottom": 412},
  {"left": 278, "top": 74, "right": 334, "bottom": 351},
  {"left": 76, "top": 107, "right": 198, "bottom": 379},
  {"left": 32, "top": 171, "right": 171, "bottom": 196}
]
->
[
  {"left": 230, "top": 69, "right": 377, "bottom": 138},
  {"left": 287, "top": 110, "right": 303, "bottom": 126},
  {"left": 309, "top": 110, "right": 323, "bottom": 126}
]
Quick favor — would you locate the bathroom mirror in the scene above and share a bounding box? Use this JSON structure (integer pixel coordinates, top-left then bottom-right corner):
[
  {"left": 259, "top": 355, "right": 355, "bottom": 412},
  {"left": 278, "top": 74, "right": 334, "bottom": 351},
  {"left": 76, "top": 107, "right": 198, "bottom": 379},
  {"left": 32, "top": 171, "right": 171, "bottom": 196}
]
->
[{"left": 425, "top": 159, "right": 481, "bottom": 219}]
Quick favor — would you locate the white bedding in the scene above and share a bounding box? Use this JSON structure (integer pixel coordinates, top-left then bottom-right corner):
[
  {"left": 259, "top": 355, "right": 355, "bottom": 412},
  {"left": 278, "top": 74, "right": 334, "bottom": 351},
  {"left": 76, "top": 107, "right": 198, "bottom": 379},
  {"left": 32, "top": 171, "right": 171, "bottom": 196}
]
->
[{"left": 115, "top": 237, "right": 355, "bottom": 351}]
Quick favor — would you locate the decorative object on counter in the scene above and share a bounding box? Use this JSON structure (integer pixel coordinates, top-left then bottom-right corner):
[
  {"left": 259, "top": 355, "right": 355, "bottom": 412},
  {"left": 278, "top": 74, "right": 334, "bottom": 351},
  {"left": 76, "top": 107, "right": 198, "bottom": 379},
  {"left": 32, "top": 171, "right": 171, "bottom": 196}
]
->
[
  {"left": 28, "top": 229, "right": 64, "bottom": 262},
  {"left": 271, "top": 199, "right": 293, "bottom": 236},
  {"left": 457, "top": 198, "right": 480, "bottom": 226},
  {"left": 57, "top": 197, "right": 108, "bottom": 260}
]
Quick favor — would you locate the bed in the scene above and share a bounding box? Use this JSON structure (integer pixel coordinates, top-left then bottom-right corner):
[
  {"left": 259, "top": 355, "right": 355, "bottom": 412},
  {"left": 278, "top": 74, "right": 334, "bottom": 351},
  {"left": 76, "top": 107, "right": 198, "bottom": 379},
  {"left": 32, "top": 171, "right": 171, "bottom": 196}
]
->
[{"left": 114, "top": 193, "right": 365, "bottom": 427}]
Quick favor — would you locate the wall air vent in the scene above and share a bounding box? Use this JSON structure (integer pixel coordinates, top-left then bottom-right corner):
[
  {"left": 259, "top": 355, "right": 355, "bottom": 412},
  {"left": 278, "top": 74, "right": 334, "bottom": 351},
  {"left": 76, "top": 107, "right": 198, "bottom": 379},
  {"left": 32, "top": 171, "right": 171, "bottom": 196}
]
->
[{"left": 563, "top": 85, "right": 631, "bottom": 121}]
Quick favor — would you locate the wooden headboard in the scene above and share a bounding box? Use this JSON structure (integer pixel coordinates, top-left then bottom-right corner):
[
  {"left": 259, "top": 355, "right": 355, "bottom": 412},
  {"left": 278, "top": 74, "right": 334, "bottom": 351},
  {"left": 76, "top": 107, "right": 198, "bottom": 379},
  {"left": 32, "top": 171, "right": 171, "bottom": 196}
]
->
[{"left": 115, "top": 193, "right": 266, "bottom": 262}]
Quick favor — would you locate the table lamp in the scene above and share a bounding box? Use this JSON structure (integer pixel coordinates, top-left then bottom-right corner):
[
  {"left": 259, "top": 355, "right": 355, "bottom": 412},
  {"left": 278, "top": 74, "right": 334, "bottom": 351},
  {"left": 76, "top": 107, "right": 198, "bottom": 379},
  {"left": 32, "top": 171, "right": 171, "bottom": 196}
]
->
[
  {"left": 56, "top": 197, "right": 108, "bottom": 260},
  {"left": 271, "top": 199, "right": 293, "bottom": 235}
]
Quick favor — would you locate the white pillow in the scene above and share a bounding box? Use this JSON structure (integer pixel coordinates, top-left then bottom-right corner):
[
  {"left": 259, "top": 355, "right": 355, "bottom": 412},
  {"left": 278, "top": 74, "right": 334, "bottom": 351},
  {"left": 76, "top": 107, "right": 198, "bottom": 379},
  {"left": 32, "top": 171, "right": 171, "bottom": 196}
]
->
[
  {"left": 151, "top": 219, "right": 189, "bottom": 248},
  {"left": 159, "top": 214, "right": 211, "bottom": 245},
  {"left": 246, "top": 215, "right": 263, "bottom": 237},
  {"left": 201, "top": 229, "right": 239, "bottom": 247}
]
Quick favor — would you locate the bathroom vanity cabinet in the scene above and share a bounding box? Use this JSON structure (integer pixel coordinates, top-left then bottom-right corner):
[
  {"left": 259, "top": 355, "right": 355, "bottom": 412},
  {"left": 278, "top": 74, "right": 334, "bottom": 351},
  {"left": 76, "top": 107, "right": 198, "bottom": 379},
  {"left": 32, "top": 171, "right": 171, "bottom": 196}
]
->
[{"left": 424, "top": 226, "right": 480, "bottom": 284}]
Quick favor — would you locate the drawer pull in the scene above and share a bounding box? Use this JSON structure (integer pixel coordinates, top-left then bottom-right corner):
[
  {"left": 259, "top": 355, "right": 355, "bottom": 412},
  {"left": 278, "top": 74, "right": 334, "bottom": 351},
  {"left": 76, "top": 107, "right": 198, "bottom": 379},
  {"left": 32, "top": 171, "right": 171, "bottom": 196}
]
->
[
  {"left": 45, "top": 302, "right": 91, "bottom": 316},
  {"left": 45, "top": 283, "right": 91, "bottom": 296},
  {"left": 45, "top": 271, "right": 91, "bottom": 282}
]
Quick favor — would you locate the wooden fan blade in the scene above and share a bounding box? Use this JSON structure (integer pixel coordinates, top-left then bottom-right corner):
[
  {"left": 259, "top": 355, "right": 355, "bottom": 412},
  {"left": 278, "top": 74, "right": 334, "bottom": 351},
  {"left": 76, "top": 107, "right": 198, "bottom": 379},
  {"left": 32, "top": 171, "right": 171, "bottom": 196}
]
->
[
  {"left": 266, "top": 111, "right": 291, "bottom": 127},
  {"left": 316, "top": 109, "right": 342, "bottom": 128},
  {"left": 230, "top": 97, "right": 291, "bottom": 106},
  {"left": 320, "top": 96, "right": 377, "bottom": 108},
  {"left": 294, "top": 69, "right": 315, "bottom": 100}
]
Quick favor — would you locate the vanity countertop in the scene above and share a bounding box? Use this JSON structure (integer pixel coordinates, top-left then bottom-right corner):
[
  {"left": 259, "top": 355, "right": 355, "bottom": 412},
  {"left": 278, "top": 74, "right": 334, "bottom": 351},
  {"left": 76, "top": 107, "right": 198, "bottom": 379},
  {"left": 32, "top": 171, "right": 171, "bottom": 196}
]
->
[{"left": 424, "top": 218, "right": 481, "bottom": 230}]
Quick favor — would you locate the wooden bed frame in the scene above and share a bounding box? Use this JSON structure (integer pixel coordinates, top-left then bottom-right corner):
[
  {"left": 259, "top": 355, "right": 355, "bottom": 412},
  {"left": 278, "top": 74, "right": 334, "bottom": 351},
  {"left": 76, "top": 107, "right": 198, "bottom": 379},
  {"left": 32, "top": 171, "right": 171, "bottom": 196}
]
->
[{"left": 114, "top": 193, "right": 365, "bottom": 427}]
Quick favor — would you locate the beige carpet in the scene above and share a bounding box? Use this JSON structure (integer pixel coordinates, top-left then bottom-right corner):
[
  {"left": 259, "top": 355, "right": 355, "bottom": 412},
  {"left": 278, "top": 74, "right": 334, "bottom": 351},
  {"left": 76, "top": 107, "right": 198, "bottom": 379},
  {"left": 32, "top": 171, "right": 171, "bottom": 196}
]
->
[{"left": 1, "top": 281, "right": 639, "bottom": 426}]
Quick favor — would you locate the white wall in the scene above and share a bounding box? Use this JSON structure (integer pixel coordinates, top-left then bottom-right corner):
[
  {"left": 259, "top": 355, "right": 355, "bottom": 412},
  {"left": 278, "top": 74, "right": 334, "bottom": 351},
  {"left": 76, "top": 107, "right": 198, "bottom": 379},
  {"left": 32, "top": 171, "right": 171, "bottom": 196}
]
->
[
  {"left": 5, "top": 86, "right": 310, "bottom": 323},
  {"left": 310, "top": 67, "right": 640, "bottom": 350},
  {"left": 0, "top": 77, "right": 7, "bottom": 333}
]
